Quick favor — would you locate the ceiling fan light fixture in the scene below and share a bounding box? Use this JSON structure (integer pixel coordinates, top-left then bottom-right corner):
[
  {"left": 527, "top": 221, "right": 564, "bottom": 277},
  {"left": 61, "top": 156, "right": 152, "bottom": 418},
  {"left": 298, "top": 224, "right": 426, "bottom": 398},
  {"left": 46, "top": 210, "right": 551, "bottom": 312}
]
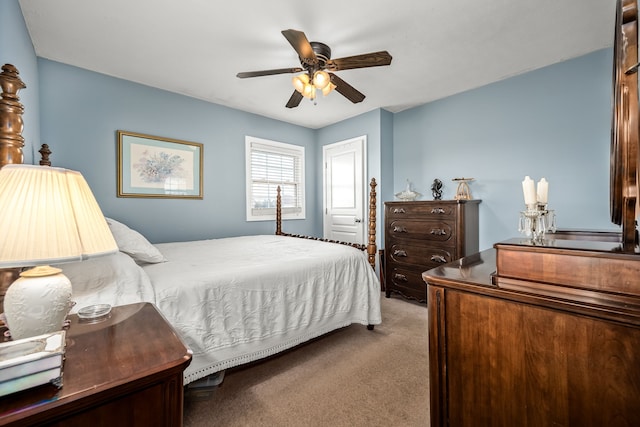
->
[
  {"left": 302, "top": 84, "right": 316, "bottom": 100},
  {"left": 292, "top": 73, "right": 310, "bottom": 93},
  {"left": 322, "top": 82, "right": 337, "bottom": 96},
  {"left": 312, "top": 70, "right": 330, "bottom": 90},
  {"left": 237, "top": 29, "right": 392, "bottom": 108}
]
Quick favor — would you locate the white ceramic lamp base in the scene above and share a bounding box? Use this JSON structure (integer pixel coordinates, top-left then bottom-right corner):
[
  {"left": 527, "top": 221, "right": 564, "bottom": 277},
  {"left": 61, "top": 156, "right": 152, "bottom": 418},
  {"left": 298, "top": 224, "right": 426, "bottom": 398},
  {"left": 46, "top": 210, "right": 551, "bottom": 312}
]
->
[{"left": 3, "top": 266, "right": 73, "bottom": 340}]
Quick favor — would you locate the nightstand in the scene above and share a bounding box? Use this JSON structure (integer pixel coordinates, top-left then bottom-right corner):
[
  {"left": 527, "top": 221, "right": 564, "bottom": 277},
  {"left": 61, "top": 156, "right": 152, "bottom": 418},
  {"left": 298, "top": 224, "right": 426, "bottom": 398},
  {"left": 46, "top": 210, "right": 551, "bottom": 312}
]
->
[{"left": 0, "top": 303, "right": 192, "bottom": 426}]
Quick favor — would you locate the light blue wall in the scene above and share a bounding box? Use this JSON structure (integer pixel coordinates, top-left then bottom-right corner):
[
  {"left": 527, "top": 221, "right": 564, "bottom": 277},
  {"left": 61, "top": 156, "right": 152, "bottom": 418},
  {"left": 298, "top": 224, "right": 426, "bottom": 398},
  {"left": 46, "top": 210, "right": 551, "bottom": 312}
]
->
[
  {"left": 0, "top": 0, "right": 40, "bottom": 164},
  {"left": 4, "top": 1, "right": 616, "bottom": 250},
  {"left": 379, "top": 109, "right": 394, "bottom": 206},
  {"left": 37, "top": 59, "right": 317, "bottom": 243},
  {"left": 316, "top": 109, "right": 394, "bottom": 247},
  {"left": 393, "top": 48, "right": 615, "bottom": 250}
]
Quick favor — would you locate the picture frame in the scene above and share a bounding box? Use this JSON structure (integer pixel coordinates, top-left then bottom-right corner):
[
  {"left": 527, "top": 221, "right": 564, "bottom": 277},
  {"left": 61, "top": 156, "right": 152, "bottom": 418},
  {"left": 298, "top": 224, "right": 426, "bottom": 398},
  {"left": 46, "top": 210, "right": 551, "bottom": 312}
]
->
[{"left": 117, "top": 130, "right": 203, "bottom": 199}]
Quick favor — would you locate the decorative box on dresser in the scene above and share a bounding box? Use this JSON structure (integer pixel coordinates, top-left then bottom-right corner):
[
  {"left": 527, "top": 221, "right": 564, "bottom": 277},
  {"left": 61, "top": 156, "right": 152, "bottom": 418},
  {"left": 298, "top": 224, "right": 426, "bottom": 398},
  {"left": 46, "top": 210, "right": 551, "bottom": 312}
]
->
[{"left": 384, "top": 200, "right": 480, "bottom": 303}]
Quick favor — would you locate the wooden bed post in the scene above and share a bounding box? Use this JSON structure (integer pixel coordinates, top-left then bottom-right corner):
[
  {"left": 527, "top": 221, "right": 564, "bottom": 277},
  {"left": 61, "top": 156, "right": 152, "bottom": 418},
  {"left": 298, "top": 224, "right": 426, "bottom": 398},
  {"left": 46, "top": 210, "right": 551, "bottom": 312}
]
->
[
  {"left": 367, "top": 178, "right": 377, "bottom": 270},
  {"left": 0, "top": 64, "right": 27, "bottom": 309},
  {"left": 0, "top": 64, "right": 27, "bottom": 168},
  {"left": 275, "top": 185, "right": 282, "bottom": 235}
]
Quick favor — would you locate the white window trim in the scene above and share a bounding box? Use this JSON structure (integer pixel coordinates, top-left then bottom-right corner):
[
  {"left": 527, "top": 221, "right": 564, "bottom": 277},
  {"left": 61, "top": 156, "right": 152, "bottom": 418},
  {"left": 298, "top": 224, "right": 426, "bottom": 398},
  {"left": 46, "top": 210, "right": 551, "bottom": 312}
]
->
[{"left": 245, "top": 136, "right": 305, "bottom": 222}]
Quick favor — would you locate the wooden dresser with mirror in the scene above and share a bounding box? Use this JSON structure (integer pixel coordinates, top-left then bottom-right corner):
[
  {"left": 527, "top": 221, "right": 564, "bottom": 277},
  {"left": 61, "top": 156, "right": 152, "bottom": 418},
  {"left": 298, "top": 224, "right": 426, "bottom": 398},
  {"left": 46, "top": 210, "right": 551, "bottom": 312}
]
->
[{"left": 424, "top": 1, "right": 640, "bottom": 425}]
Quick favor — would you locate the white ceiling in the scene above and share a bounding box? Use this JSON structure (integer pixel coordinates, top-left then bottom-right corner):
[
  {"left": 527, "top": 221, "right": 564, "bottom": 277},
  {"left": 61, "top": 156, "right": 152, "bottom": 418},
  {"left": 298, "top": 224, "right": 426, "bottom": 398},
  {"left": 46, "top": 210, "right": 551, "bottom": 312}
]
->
[{"left": 19, "top": 0, "right": 616, "bottom": 129}]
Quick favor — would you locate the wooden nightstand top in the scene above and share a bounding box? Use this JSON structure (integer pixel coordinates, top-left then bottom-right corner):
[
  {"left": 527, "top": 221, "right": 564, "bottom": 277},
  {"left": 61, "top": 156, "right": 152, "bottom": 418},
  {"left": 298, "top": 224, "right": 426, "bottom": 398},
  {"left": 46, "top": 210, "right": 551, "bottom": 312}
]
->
[{"left": 0, "top": 303, "right": 192, "bottom": 426}]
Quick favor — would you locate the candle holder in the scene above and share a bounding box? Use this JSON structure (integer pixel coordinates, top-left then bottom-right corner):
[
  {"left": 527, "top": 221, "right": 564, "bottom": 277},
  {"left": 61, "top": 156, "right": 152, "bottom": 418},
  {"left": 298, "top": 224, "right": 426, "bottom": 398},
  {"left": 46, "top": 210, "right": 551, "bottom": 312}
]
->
[
  {"left": 518, "top": 203, "right": 556, "bottom": 243},
  {"left": 453, "top": 177, "right": 474, "bottom": 200}
]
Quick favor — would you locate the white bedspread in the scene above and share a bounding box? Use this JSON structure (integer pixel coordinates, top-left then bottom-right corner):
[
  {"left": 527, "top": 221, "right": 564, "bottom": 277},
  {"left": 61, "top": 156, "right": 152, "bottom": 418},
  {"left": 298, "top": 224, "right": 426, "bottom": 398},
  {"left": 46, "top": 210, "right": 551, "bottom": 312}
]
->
[
  {"left": 147, "top": 235, "right": 381, "bottom": 384},
  {"left": 63, "top": 235, "right": 381, "bottom": 385}
]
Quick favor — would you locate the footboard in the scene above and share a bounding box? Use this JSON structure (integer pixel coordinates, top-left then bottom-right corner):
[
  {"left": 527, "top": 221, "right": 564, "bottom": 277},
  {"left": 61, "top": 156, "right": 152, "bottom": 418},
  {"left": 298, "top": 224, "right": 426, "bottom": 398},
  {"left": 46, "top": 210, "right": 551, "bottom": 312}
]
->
[{"left": 276, "top": 178, "right": 378, "bottom": 271}]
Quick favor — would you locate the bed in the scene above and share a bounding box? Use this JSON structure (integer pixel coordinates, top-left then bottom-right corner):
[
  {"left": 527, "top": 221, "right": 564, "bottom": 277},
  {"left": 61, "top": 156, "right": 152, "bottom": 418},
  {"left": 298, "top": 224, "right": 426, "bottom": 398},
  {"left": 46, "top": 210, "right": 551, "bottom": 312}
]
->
[
  {"left": 0, "top": 63, "right": 382, "bottom": 385},
  {"left": 61, "top": 228, "right": 381, "bottom": 384}
]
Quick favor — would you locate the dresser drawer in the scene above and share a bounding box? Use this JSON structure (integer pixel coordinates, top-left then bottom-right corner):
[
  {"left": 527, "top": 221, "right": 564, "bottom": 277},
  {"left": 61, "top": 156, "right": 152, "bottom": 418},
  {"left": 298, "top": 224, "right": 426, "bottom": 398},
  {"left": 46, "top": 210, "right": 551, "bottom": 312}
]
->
[
  {"left": 387, "top": 242, "right": 454, "bottom": 268},
  {"left": 387, "top": 219, "right": 455, "bottom": 243},
  {"left": 386, "top": 203, "right": 456, "bottom": 219},
  {"left": 387, "top": 266, "right": 427, "bottom": 302}
]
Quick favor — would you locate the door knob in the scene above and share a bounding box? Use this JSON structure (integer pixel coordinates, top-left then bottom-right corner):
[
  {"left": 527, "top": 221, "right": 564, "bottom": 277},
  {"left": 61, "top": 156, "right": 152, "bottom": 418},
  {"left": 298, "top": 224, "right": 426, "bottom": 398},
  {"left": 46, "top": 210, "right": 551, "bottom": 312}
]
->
[{"left": 355, "top": 218, "right": 362, "bottom": 223}]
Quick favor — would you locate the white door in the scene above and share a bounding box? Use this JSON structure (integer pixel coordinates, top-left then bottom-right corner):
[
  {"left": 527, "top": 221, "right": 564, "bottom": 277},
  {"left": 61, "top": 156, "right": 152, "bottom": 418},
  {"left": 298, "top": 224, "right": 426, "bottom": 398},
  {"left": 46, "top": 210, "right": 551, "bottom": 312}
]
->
[{"left": 323, "top": 136, "right": 366, "bottom": 244}]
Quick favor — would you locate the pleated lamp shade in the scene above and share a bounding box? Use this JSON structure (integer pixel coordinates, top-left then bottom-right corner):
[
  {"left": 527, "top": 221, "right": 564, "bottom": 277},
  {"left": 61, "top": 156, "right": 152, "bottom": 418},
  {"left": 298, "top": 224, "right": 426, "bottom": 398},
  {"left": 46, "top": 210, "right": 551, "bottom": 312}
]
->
[
  {"left": 0, "top": 164, "right": 118, "bottom": 340},
  {"left": 0, "top": 164, "right": 117, "bottom": 267}
]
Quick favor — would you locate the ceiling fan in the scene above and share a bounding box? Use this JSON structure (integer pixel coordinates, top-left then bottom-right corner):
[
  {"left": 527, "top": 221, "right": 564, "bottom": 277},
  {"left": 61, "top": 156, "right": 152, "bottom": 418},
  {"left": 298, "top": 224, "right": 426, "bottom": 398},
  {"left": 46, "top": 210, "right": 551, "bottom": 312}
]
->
[{"left": 236, "top": 29, "right": 392, "bottom": 108}]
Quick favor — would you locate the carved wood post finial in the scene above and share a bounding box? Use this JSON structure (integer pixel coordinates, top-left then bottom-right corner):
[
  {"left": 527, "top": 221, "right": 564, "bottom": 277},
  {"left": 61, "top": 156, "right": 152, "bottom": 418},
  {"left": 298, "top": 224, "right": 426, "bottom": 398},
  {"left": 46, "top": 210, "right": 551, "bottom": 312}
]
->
[
  {"left": 39, "top": 144, "right": 51, "bottom": 166},
  {"left": 0, "top": 64, "right": 27, "bottom": 168}
]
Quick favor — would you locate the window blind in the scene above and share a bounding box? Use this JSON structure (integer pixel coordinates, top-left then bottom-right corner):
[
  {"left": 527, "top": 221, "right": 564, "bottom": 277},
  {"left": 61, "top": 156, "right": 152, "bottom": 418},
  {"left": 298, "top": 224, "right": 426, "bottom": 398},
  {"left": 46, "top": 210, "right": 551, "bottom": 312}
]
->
[{"left": 245, "top": 137, "right": 305, "bottom": 221}]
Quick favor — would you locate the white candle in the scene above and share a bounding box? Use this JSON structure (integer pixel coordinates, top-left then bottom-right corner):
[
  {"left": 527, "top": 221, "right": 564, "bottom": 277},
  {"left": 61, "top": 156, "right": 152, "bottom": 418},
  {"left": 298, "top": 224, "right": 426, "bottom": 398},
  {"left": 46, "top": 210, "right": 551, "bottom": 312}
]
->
[
  {"left": 537, "top": 178, "right": 548, "bottom": 204},
  {"left": 522, "top": 176, "right": 536, "bottom": 205}
]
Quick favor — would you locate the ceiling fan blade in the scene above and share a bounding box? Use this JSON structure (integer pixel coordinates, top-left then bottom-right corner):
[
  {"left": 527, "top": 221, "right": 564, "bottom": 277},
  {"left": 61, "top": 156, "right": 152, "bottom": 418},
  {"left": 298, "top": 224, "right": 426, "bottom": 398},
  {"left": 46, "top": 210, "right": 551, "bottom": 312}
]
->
[
  {"left": 330, "top": 74, "right": 365, "bottom": 104},
  {"left": 326, "top": 51, "right": 392, "bottom": 71},
  {"left": 237, "top": 67, "right": 303, "bottom": 78},
  {"left": 286, "top": 90, "right": 304, "bottom": 108},
  {"left": 281, "top": 29, "right": 316, "bottom": 63}
]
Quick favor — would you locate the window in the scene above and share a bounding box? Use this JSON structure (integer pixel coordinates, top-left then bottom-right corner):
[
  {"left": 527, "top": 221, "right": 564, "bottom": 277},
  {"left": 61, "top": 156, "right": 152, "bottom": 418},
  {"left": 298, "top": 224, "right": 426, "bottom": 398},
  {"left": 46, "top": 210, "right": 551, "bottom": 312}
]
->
[{"left": 245, "top": 136, "right": 305, "bottom": 221}]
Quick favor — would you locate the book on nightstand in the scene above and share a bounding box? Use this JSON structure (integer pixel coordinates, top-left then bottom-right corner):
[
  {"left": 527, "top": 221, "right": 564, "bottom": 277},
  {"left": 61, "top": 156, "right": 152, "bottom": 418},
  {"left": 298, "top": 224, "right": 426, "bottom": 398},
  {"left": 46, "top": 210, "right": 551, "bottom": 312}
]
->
[{"left": 0, "top": 330, "right": 66, "bottom": 397}]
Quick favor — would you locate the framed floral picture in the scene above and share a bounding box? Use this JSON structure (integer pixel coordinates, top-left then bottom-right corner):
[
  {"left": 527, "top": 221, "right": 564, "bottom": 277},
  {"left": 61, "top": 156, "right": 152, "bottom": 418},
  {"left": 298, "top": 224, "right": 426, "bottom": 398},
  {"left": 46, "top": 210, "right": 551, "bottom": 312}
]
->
[{"left": 117, "top": 130, "right": 203, "bottom": 199}]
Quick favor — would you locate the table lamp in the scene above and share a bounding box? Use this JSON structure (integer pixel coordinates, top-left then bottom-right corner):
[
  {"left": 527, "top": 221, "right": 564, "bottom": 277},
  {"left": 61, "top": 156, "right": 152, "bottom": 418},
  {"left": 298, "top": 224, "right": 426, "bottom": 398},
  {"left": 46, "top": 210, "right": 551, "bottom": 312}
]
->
[{"left": 0, "top": 164, "right": 118, "bottom": 340}]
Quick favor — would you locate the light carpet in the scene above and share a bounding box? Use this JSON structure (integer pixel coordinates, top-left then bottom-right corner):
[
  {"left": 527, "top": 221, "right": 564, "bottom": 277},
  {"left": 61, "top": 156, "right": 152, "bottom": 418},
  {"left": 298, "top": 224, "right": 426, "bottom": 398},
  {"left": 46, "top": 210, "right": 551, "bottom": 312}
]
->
[{"left": 183, "top": 294, "right": 429, "bottom": 426}]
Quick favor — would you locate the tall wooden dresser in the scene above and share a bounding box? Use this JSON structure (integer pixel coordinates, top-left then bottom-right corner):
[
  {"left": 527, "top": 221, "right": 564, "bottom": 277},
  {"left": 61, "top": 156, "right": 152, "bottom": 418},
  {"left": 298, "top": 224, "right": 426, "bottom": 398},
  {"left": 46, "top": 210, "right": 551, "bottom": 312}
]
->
[{"left": 384, "top": 200, "right": 480, "bottom": 303}]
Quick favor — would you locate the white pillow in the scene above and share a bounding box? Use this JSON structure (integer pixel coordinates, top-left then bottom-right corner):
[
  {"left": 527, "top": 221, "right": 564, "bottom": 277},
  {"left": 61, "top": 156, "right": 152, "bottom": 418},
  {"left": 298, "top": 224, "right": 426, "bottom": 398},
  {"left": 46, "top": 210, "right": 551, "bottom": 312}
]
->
[
  {"left": 58, "top": 251, "right": 156, "bottom": 313},
  {"left": 105, "top": 217, "right": 167, "bottom": 264}
]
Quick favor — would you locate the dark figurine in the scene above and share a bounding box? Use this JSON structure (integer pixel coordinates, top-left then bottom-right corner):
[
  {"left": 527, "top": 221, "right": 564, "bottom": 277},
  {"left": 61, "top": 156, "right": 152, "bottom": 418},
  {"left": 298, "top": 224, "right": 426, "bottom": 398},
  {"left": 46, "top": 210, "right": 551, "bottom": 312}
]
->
[{"left": 431, "top": 179, "right": 443, "bottom": 200}]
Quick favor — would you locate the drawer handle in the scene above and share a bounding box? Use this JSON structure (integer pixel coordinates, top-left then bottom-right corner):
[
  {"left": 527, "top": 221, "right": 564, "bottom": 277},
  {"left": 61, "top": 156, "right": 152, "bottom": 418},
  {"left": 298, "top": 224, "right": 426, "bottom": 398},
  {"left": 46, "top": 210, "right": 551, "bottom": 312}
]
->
[
  {"left": 393, "top": 226, "right": 408, "bottom": 233},
  {"left": 430, "top": 228, "right": 447, "bottom": 236},
  {"left": 430, "top": 255, "right": 447, "bottom": 263},
  {"left": 430, "top": 208, "right": 446, "bottom": 214},
  {"left": 393, "top": 273, "right": 408, "bottom": 282},
  {"left": 393, "top": 249, "right": 407, "bottom": 257},
  {"left": 392, "top": 208, "right": 406, "bottom": 214}
]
